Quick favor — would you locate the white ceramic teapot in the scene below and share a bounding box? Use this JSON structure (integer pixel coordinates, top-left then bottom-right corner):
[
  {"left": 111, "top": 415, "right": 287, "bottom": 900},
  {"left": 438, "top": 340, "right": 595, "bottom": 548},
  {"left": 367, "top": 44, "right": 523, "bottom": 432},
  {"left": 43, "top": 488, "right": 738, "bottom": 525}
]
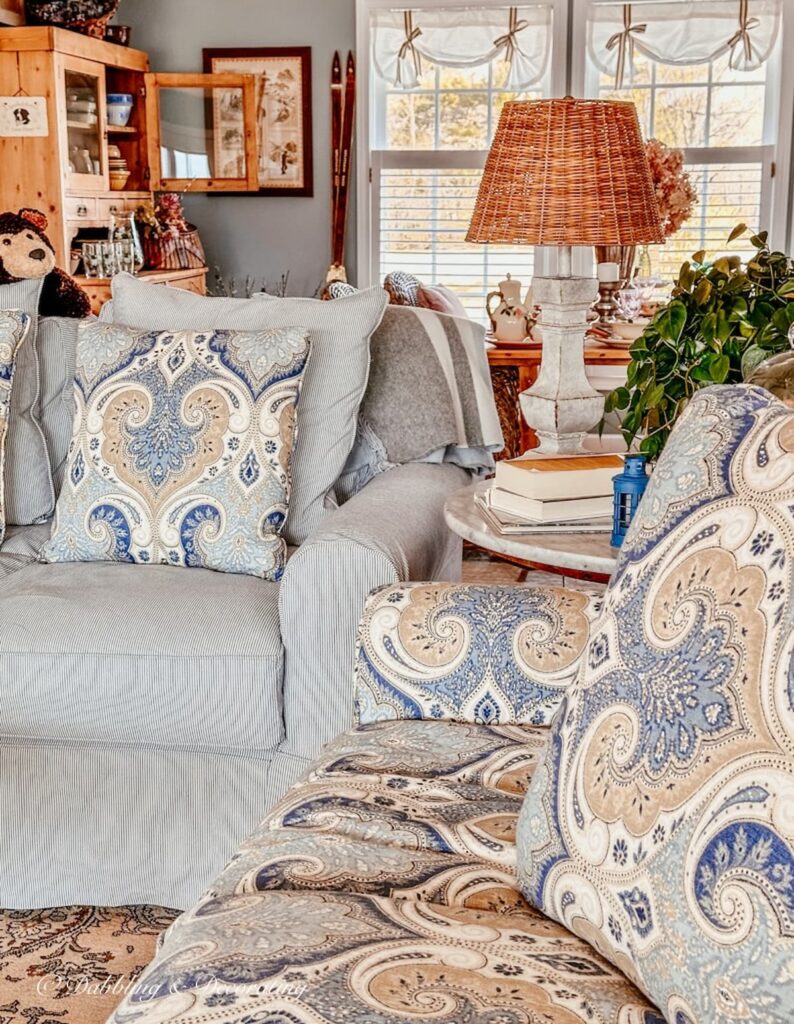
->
[{"left": 486, "top": 274, "right": 532, "bottom": 343}]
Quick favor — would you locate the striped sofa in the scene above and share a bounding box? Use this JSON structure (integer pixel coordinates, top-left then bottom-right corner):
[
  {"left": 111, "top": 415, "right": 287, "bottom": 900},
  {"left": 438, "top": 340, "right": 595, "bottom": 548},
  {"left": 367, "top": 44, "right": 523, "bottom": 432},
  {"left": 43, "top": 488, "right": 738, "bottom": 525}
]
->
[{"left": 0, "top": 300, "right": 499, "bottom": 910}]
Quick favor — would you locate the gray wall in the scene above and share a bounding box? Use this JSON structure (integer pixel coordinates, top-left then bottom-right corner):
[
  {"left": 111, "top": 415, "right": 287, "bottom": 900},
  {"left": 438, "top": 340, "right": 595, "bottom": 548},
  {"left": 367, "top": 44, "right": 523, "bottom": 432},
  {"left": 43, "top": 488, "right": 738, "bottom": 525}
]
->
[{"left": 123, "top": 0, "right": 356, "bottom": 296}]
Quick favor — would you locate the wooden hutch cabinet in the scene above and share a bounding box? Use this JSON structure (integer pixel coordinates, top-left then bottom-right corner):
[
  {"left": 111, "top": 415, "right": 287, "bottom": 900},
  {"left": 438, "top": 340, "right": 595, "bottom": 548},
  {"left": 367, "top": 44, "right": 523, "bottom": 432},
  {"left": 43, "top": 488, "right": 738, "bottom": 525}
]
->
[{"left": 0, "top": 27, "right": 259, "bottom": 310}]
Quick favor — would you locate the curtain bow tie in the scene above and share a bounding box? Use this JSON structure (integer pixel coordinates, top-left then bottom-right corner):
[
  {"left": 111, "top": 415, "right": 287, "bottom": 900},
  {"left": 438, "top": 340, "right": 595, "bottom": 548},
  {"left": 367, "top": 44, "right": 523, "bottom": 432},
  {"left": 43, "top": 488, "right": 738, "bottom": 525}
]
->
[
  {"left": 494, "top": 7, "right": 531, "bottom": 65},
  {"left": 728, "top": 0, "right": 760, "bottom": 67},
  {"left": 606, "top": 4, "right": 647, "bottom": 89},
  {"left": 396, "top": 12, "right": 423, "bottom": 86}
]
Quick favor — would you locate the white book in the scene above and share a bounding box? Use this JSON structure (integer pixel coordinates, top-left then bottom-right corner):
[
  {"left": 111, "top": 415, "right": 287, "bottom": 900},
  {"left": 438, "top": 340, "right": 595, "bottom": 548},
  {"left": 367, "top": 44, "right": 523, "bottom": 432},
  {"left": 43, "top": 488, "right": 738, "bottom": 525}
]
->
[
  {"left": 494, "top": 453, "right": 623, "bottom": 501},
  {"left": 486, "top": 486, "right": 614, "bottom": 524},
  {"left": 476, "top": 494, "right": 613, "bottom": 534}
]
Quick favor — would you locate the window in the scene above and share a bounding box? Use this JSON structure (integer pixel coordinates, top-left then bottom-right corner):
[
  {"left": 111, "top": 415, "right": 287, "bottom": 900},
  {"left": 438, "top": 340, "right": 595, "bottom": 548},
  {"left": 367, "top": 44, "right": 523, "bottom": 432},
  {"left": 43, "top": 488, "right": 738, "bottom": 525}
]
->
[
  {"left": 359, "top": 0, "right": 792, "bottom": 303},
  {"left": 585, "top": 21, "right": 778, "bottom": 279},
  {"left": 362, "top": 3, "right": 557, "bottom": 319}
]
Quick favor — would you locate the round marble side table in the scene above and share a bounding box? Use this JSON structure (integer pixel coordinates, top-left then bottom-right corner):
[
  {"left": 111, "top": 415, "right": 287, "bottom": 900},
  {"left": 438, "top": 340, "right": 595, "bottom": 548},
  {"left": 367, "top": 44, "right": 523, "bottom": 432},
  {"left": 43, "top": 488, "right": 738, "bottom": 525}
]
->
[{"left": 445, "top": 482, "right": 619, "bottom": 583}]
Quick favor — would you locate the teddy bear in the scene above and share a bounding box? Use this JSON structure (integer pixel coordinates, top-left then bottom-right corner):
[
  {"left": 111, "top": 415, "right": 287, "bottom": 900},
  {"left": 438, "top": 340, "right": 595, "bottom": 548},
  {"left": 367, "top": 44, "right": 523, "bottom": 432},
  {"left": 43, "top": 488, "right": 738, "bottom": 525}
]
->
[{"left": 0, "top": 208, "right": 91, "bottom": 318}]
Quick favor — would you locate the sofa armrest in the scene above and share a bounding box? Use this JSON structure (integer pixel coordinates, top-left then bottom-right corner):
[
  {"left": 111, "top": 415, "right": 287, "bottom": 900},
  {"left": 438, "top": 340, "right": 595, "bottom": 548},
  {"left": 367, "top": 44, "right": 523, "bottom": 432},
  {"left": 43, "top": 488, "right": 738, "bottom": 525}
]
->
[
  {"left": 277, "top": 463, "right": 470, "bottom": 766},
  {"left": 354, "top": 581, "right": 603, "bottom": 727}
]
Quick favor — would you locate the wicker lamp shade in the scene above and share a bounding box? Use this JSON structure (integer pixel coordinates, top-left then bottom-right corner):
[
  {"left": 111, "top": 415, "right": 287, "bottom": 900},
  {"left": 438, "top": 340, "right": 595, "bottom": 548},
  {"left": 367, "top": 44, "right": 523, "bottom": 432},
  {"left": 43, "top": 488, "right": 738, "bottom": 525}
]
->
[{"left": 467, "top": 97, "right": 664, "bottom": 247}]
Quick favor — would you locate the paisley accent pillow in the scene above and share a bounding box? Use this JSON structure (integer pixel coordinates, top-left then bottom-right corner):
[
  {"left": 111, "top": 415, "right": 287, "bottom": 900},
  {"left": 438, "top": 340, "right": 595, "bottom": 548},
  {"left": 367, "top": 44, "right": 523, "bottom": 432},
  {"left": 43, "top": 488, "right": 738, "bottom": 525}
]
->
[
  {"left": 355, "top": 582, "right": 602, "bottom": 726},
  {"left": 42, "top": 321, "right": 310, "bottom": 579},
  {"left": 518, "top": 385, "right": 794, "bottom": 1022},
  {"left": 0, "top": 309, "right": 32, "bottom": 543}
]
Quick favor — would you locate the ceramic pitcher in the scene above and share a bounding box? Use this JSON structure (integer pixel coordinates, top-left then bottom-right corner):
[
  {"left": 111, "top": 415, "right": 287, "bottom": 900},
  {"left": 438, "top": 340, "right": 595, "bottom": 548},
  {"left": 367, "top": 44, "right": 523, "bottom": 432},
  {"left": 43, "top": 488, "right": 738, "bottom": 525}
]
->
[{"left": 486, "top": 273, "right": 532, "bottom": 342}]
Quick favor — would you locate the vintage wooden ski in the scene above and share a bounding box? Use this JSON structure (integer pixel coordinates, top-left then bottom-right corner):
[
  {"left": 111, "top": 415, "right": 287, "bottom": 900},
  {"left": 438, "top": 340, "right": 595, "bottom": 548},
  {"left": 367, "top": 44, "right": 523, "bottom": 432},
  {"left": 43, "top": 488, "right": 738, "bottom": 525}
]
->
[
  {"left": 330, "top": 50, "right": 343, "bottom": 263},
  {"left": 328, "top": 50, "right": 356, "bottom": 283}
]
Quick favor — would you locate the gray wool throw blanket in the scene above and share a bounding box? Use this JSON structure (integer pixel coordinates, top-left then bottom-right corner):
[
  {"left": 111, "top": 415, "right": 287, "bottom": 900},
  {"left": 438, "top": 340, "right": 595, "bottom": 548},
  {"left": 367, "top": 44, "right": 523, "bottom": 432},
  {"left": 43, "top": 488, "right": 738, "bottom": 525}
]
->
[{"left": 337, "top": 305, "right": 503, "bottom": 500}]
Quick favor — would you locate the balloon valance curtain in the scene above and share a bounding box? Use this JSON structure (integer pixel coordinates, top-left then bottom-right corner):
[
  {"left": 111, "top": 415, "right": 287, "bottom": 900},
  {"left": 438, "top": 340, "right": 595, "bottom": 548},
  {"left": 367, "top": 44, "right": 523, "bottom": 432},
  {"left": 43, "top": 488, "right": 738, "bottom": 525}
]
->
[
  {"left": 588, "top": 0, "right": 782, "bottom": 89},
  {"left": 372, "top": 5, "right": 554, "bottom": 91}
]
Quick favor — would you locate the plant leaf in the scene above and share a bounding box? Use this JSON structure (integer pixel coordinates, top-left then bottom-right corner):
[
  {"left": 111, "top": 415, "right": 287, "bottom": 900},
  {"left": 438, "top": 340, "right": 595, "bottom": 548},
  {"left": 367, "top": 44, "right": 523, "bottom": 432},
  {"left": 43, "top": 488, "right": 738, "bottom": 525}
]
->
[
  {"left": 656, "top": 301, "right": 687, "bottom": 343},
  {"left": 614, "top": 386, "right": 631, "bottom": 409},
  {"left": 678, "top": 262, "right": 695, "bottom": 292},
  {"left": 646, "top": 382, "right": 665, "bottom": 407},
  {"left": 693, "top": 279, "right": 712, "bottom": 306},
  {"left": 727, "top": 223, "right": 747, "bottom": 244},
  {"left": 741, "top": 344, "right": 768, "bottom": 379},
  {"left": 712, "top": 354, "right": 731, "bottom": 383}
]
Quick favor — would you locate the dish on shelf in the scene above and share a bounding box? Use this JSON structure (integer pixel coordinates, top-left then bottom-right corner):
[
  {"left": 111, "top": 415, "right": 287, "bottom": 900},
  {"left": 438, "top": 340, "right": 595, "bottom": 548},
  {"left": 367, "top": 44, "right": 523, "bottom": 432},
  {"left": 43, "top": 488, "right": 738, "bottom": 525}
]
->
[
  {"left": 107, "top": 93, "right": 134, "bottom": 127},
  {"left": 607, "top": 319, "right": 650, "bottom": 341}
]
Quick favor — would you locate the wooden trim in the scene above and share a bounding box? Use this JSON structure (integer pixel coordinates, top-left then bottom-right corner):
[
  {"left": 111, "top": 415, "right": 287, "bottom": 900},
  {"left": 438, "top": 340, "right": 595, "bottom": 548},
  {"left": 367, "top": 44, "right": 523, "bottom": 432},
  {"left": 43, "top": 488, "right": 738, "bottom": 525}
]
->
[
  {"left": 202, "top": 47, "right": 314, "bottom": 198},
  {"left": 487, "top": 345, "right": 631, "bottom": 367},
  {"left": 0, "top": 0, "right": 23, "bottom": 26},
  {"left": 145, "top": 71, "right": 259, "bottom": 192},
  {"left": 56, "top": 50, "right": 109, "bottom": 194},
  {"left": 0, "top": 26, "right": 149, "bottom": 70}
]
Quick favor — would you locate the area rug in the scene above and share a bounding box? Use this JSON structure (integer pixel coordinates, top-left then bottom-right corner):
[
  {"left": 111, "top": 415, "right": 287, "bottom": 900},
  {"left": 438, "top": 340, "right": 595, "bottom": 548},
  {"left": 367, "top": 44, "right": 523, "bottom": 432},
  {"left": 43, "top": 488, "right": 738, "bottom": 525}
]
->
[{"left": 0, "top": 906, "right": 179, "bottom": 1024}]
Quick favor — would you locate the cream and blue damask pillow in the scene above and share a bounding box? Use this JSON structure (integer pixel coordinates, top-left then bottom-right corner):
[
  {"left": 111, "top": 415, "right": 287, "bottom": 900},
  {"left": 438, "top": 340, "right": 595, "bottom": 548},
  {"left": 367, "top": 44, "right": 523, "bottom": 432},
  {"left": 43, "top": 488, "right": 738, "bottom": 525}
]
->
[
  {"left": 43, "top": 320, "right": 310, "bottom": 579},
  {"left": 355, "top": 582, "right": 602, "bottom": 726},
  {"left": 0, "top": 309, "right": 32, "bottom": 543},
  {"left": 518, "top": 384, "right": 794, "bottom": 1022}
]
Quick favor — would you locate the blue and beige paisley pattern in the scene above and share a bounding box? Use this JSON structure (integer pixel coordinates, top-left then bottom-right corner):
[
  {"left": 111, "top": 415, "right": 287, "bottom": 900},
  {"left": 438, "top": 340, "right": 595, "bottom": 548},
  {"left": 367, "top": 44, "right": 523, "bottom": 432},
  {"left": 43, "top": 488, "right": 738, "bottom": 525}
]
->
[
  {"left": 518, "top": 385, "right": 794, "bottom": 1022},
  {"left": 0, "top": 310, "right": 31, "bottom": 544},
  {"left": 355, "top": 582, "right": 601, "bottom": 726},
  {"left": 43, "top": 321, "right": 310, "bottom": 579},
  {"left": 107, "top": 720, "right": 660, "bottom": 1024}
]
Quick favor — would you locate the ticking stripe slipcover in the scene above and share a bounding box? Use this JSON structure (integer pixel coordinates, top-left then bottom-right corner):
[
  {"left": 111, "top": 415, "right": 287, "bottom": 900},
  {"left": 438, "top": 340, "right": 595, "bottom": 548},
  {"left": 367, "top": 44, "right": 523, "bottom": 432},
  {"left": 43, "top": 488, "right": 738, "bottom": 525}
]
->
[
  {"left": 0, "top": 311, "right": 32, "bottom": 544},
  {"left": 0, "top": 278, "right": 53, "bottom": 526},
  {"left": 0, "top": 463, "right": 467, "bottom": 907}
]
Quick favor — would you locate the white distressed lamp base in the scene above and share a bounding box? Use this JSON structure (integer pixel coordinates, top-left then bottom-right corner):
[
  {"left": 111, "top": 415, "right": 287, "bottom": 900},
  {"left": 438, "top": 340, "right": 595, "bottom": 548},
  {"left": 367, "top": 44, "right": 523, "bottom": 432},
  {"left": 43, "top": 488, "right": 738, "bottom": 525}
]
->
[{"left": 519, "top": 272, "right": 604, "bottom": 456}]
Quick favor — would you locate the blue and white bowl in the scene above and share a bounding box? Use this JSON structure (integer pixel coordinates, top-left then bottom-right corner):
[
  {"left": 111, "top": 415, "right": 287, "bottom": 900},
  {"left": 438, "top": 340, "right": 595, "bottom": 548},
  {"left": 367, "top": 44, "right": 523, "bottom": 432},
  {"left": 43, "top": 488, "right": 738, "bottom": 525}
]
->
[{"left": 107, "top": 93, "right": 133, "bottom": 127}]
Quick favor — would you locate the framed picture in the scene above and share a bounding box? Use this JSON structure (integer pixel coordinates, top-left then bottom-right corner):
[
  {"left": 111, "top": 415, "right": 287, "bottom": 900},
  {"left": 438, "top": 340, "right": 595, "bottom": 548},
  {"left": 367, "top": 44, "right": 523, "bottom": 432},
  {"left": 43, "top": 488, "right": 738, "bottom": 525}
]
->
[{"left": 204, "top": 47, "right": 313, "bottom": 197}]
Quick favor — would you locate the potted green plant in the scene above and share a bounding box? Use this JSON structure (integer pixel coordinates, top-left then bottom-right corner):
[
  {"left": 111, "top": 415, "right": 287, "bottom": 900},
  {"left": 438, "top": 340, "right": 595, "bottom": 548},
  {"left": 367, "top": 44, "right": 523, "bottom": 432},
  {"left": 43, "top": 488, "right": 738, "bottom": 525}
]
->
[{"left": 605, "top": 225, "right": 794, "bottom": 459}]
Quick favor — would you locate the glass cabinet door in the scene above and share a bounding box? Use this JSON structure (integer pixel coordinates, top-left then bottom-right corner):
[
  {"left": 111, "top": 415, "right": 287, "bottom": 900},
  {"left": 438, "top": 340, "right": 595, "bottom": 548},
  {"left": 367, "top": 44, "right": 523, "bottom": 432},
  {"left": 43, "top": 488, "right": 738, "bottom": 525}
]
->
[
  {"left": 144, "top": 73, "right": 259, "bottom": 192},
  {"left": 60, "top": 55, "right": 107, "bottom": 193}
]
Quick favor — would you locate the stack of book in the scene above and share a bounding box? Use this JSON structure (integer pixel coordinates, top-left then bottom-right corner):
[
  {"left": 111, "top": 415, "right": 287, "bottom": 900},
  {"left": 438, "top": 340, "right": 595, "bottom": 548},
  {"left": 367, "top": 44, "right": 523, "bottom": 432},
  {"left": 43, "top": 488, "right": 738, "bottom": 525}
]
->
[{"left": 479, "top": 454, "right": 623, "bottom": 535}]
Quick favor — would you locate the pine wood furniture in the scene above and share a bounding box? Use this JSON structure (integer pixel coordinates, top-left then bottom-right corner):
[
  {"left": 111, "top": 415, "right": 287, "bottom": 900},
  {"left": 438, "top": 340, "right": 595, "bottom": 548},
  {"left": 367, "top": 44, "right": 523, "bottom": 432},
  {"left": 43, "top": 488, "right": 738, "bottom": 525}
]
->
[
  {"left": 78, "top": 266, "right": 209, "bottom": 314},
  {"left": 487, "top": 343, "right": 631, "bottom": 459},
  {"left": 0, "top": 27, "right": 261, "bottom": 299},
  {"left": 0, "top": 2, "right": 22, "bottom": 27}
]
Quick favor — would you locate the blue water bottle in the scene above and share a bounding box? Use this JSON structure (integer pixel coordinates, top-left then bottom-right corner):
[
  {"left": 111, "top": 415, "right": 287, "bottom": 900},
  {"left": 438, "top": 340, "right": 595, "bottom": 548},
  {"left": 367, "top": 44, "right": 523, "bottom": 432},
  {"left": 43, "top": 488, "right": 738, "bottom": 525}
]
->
[{"left": 611, "top": 455, "right": 649, "bottom": 548}]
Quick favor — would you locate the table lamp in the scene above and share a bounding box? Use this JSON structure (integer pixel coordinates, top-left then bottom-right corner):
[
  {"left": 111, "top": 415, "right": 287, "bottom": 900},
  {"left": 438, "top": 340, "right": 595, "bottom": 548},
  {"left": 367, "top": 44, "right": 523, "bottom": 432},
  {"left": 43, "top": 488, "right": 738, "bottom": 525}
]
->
[{"left": 467, "top": 97, "right": 663, "bottom": 454}]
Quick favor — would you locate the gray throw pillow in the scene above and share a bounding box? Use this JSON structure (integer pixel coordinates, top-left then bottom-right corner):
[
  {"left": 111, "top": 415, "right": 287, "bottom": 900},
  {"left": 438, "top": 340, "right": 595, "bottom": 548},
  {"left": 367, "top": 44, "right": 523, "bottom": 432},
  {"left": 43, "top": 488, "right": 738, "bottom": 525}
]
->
[
  {"left": 107, "top": 274, "right": 388, "bottom": 544},
  {"left": 1, "top": 278, "right": 55, "bottom": 525}
]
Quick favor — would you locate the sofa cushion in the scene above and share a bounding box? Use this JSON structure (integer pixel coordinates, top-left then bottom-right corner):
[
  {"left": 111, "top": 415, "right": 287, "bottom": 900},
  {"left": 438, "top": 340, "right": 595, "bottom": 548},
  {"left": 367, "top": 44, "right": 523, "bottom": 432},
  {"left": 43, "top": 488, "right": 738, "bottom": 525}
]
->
[
  {"left": 35, "top": 315, "right": 80, "bottom": 493},
  {"left": 0, "top": 311, "right": 32, "bottom": 543},
  {"left": 355, "top": 582, "right": 602, "bottom": 726},
  {"left": 0, "top": 559, "right": 284, "bottom": 750},
  {"left": 0, "top": 521, "right": 50, "bottom": 583},
  {"left": 518, "top": 384, "right": 794, "bottom": 1022},
  {"left": 104, "top": 273, "right": 389, "bottom": 545},
  {"left": 42, "top": 321, "right": 310, "bottom": 579},
  {"left": 106, "top": 720, "right": 660, "bottom": 1024},
  {"left": 0, "top": 276, "right": 55, "bottom": 526}
]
